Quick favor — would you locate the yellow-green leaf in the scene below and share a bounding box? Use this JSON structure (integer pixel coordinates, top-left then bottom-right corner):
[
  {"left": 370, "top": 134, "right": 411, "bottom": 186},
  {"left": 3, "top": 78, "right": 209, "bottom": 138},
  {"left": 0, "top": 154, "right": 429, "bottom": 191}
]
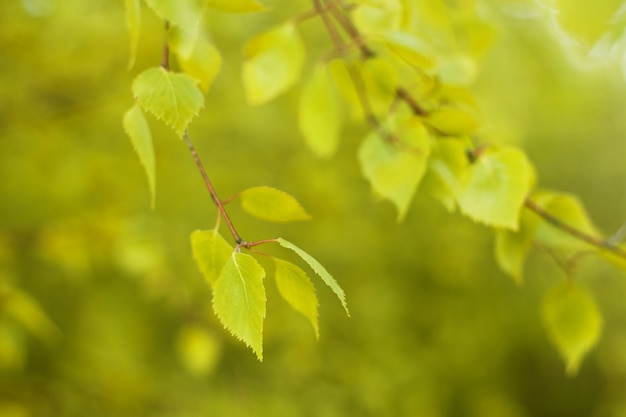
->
[
  {"left": 190, "top": 229, "right": 233, "bottom": 287},
  {"left": 125, "top": 0, "right": 141, "bottom": 69},
  {"left": 358, "top": 119, "right": 430, "bottom": 221},
  {"left": 531, "top": 190, "right": 599, "bottom": 253},
  {"left": 299, "top": 64, "right": 342, "bottom": 158},
  {"left": 132, "top": 67, "right": 204, "bottom": 136},
  {"left": 144, "top": 0, "right": 204, "bottom": 57},
  {"left": 176, "top": 34, "right": 222, "bottom": 92},
  {"left": 541, "top": 281, "right": 602, "bottom": 375},
  {"left": 213, "top": 253, "right": 266, "bottom": 361},
  {"left": 274, "top": 258, "right": 319, "bottom": 339},
  {"left": 458, "top": 146, "right": 534, "bottom": 230},
  {"left": 425, "top": 107, "right": 479, "bottom": 136},
  {"left": 207, "top": 0, "right": 265, "bottom": 13},
  {"left": 239, "top": 186, "right": 311, "bottom": 223},
  {"left": 3, "top": 284, "right": 60, "bottom": 345},
  {"left": 277, "top": 238, "right": 349, "bottom": 316},
  {"left": 242, "top": 23, "right": 305, "bottom": 105},
  {"left": 123, "top": 105, "right": 156, "bottom": 208},
  {"left": 421, "top": 138, "right": 470, "bottom": 212},
  {"left": 379, "top": 31, "right": 436, "bottom": 69},
  {"left": 494, "top": 210, "right": 540, "bottom": 285}
]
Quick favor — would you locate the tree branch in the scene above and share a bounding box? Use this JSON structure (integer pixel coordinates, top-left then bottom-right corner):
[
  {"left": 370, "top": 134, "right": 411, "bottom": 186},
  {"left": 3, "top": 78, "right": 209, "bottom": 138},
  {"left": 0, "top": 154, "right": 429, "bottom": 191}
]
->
[{"left": 524, "top": 198, "right": 626, "bottom": 260}]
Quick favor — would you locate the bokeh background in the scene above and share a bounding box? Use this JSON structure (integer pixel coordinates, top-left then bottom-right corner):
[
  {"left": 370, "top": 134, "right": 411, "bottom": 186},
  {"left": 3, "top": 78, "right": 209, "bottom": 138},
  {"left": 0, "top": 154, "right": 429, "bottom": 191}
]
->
[{"left": 2, "top": 0, "right": 626, "bottom": 416}]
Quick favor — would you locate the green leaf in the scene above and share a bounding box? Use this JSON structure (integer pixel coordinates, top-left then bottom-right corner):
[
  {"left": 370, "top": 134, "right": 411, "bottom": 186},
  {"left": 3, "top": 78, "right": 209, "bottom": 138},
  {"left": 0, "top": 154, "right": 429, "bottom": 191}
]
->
[
  {"left": 242, "top": 23, "right": 305, "bottom": 105},
  {"left": 541, "top": 281, "right": 602, "bottom": 375},
  {"left": 378, "top": 31, "right": 436, "bottom": 69},
  {"left": 125, "top": 0, "right": 141, "bottom": 69},
  {"left": 458, "top": 146, "right": 534, "bottom": 230},
  {"left": 299, "top": 64, "right": 342, "bottom": 158},
  {"left": 358, "top": 119, "right": 430, "bottom": 221},
  {"left": 213, "top": 253, "right": 266, "bottom": 361},
  {"left": 207, "top": 0, "right": 265, "bottom": 13},
  {"left": 531, "top": 190, "right": 599, "bottom": 253},
  {"left": 123, "top": 105, "right": 156, "bottom": 208},
  {"left": 425, "top": 107, "right": 479, "bottom": 136},
  {"left": 421, "top": 138, "right": 470, "bottom": 212},
  {"left": 144, "top": 0, "right": 204, "bottom": 57},
  {"left": 190, "top": 229, "right": 233, "bottom": 287},
  {"left": 132, "top": 67, "right": 204, "bottom": 136},
  {"left": 176, "top": 34, "right": 222, "bottom": 93},
  {"left": 494, "top": 210, "right": 540, "bottom": 285},
  {"left": 277, "top": 238, "right": 349, "bottom": 316},
  {"left": 274, "top": 258, "right": 319, "bottom": 339},
  {"left": 360, "top": 57, "right": 398, "bottom": 117},
  {"left": 239, "top": 186, "right": 311, "bottom": 223},
  {"left": 176, "top": 325, "right": 221, "bottom": 376}
]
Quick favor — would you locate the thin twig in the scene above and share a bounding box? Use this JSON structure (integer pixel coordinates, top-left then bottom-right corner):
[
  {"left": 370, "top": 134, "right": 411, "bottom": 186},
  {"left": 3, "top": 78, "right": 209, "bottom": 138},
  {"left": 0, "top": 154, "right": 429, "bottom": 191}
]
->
[
  {"left": 325, "top": 0, "right": 374, "bottom": 59},
  {"left": 183, "top": 132, "right": 244, "bottom": 244},
  {"left": 162, "top": 21, "right": 170, "bottom": 70},
  {"left": 524, "top": 198, "right": 626, "bottom": 260}
]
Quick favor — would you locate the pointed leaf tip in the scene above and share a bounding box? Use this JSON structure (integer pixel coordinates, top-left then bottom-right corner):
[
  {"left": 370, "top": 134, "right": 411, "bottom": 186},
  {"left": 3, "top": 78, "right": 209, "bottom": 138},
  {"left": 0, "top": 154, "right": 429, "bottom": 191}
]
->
[
  {"left": 123, "top": 105, "right": 156, "bottom": 208},
  {"left": 274, "top": 258, "right": 320, "bottom": 339},
  {"left": 277, "top": 238, "right": 349, "bottom": 316},
  {"left": 541, "top": 282, "right": 602, "bottom": 375},
  {"left": 213, "top": 253, "right": 266, "bottom": 360}
]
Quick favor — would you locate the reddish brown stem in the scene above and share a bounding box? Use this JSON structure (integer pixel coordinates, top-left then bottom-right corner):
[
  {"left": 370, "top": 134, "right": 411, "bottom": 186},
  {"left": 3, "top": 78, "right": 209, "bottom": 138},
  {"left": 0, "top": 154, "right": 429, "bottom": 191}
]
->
[{"left": 184, "top": 132, "right": 244, "bottom": 244}]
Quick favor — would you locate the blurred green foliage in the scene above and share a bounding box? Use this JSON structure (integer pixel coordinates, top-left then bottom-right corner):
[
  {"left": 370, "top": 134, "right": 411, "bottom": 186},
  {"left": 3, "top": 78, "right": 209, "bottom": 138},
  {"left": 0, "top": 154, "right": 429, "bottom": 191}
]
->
[{"left": 2, "top": 0, "right": 626, "bottom": 416}]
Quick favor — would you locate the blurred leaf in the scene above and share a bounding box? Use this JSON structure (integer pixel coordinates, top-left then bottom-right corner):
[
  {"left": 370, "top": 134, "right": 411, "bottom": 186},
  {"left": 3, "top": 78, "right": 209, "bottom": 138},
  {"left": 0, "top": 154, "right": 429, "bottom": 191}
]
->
[
  {"left": 213, "top": 253, "right": 266, "bottom": 361},
  {"left": 239, "top": 186, "right": 311, "bottom": 223},
  {"left": 550, "top": 0, "right": 623, "bottom": 45},
  {"left": 176, "top": 325, "right": 221, "bottom": 376},
  {"left": 207, "top": 0, "right": 265, "bottom": 13},
  {"left": 541, "top": 281, "right": 602, "bottom": 375},
  {"left": 123, "top": 105, "right": 156, "bottom": 208},
  {"left": 495, "top": 210, "right": 540, "bottom": 284},
  {"left": 277, "top": 238, "right": 349, "bottom": 316},
  {"left": 358, "top": 119, "right": 430, "bottom": 221},
  {"left": 274, "top": 258, "right": 319, "bottom": 339},
  {"left": 144, "top": 0, "right": 204, "bottom": 57},
  {"left": 132, "top": 67, "right": 204, "bottom": 136},
  {"left": 2, "top": 284, "right": 60, "bottom": 344},
  {"left": 175, "top": 34, "right": 222, "bottom": 92},
  {"left": 531, "top": 190, "right": 599, "bottom": 253},
  {"left": 425, "top": 107, "right": 479, "bottom": 136},
  {"left": 360, "top": 57, "right": 398, "bottom": 117},
  {"left": 191, "top": 229, "right": 233, "bottom": 287},
  {"left": 421, "top": 138, "right": 470, "bottom": 211},
  {"left": 299, "top": 64, "right": 342, "bottom": 158},
  {"left": 379, "top": 30, "right": 436, "bottom": 69},
  {"left": 125, "top": 0, "right": 141, "bottom": 69},
  {"left": 458, "top": 146, "right": 534, "bottom": 230},
  {"left": 242, "top": 23, "right": 305, "bottom": 105}
]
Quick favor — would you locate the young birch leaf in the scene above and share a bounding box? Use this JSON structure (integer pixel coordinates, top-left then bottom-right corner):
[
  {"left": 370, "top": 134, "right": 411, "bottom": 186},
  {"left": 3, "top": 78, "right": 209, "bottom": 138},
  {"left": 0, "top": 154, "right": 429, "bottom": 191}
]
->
[
  {"left": 379, "top": 31, "right": 436, "bottom": 69},
  {"left": 239, "top": 186, "right": 311, "bottom": 223},
  {"left": 531, "top": 190, "right": 599, "bottom": 253},
  {"left": 458, "top": 147, "right": 534, "bottom": 230},
  {"left": 421, "top": 138, "right": 470, "bottom": 212},
  {"left": 213, "top": 253, "right": 266, "bottom": 361},
  {"left": 299, "top": 65, "right": 342, "bottom": 158},
  {"left": 132, "top": 67, "right": 204, "bottom": 136},
  {"left": 494, "top": 210, "right": 540, "bottom": 285},
  {"left": 274, "top": 258, "right": 319, "bottom": 339},
  {"left": 125, "top": 0, "right": 141, "bottom": 69},
  {"left": 123, "top": 105, "right": 156, "bottom": 208},
  {"left": 277, "top": 238, "right": 349, "bottom": 316},
  {"left": 358, "top": 120, "right": 430, "bottom": 221},
  {"left": 190, "top": 229, "right": 233, "bottom": 287},
  {"left": 176, "top": 34, "right": 222, "bottom": 93},
  {"left": 207, "top": 0, "right": 265, "bottom": 13},
  {"left": 242, "top": 23, "right": 305, "bottom": 105},
  {"left": 541, "top": 282, "right": 602, "bottom": 375},
  {"left": 425, "top": 107, "right": 479, "bottom": 136},
  {"left": 143, "top": 0, "right": 204, "bottom": 57}
]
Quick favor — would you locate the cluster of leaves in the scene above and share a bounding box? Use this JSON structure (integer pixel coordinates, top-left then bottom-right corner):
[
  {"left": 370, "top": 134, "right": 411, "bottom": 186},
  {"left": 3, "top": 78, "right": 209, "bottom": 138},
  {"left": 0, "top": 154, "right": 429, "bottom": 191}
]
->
[{"left": 122, "top": 0, "right": 624, "bottom": 371}]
